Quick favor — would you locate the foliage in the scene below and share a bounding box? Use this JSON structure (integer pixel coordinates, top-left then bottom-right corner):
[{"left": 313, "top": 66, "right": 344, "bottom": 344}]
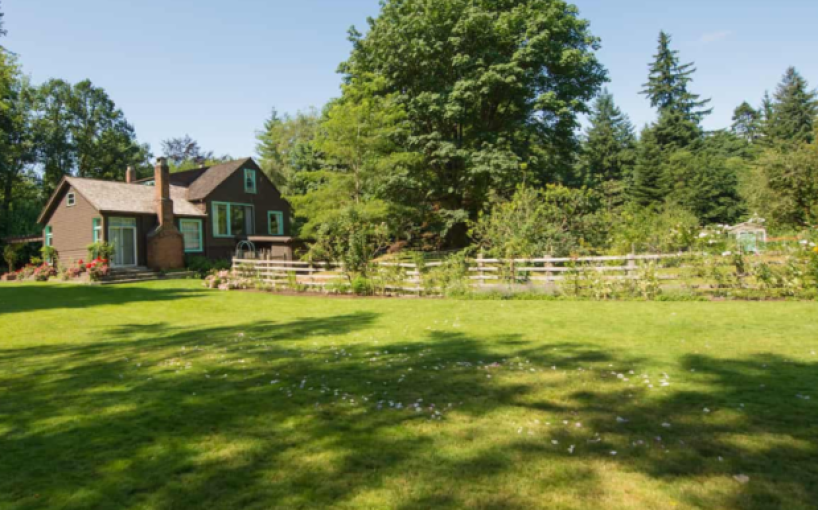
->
[
  {"left": 641, "top": 31, "right": 711, "bottom": 124},
  {"left": 472, "top": 185, "right": 606, "bottom": 258},
  {"left": 767, "top": 67, "right": 817, "bottom": 145},
  {"left": 185, "top": 255, "right": 230, "bottom": 277},
  {"left": 255, "top": 108, "right": 323, "bottom": 194},
  {"left": 40, "top": 245, "right": 57, "bottom": 263},
  {"left": 87, "top": 241, "right": 115, "bottom": 262},
  {"left": 732, "top": 102, "right": 762, "bottom": 143},
  {"left": 34, "top": 79, "right": 151, "bottom": 193},
  {"left": 608, "top": 203, "right": 700, "bottom": 254},
  {"left": 745, "top": 136, "right": 818, "bottom": 229},
  {"left": 422, "top": 251, "right": 472, "bottom": 297},
  {"left": 302, "top": 205, "right": 392, "bottom": 279},
  {"left": 580, "top": 89, "right": 636, "bottom": 186},
  {"left": 2, "top": 243, "right": 19, "bottom": 272},
  {"left": 161, "top": 135, "right": 229, "bottom": 173},
  {"left": 32, "top": 262, "right": 56, "bottom": 282},
  {"left": 339, "top": 0, "right": 606, "bottom": 243}
]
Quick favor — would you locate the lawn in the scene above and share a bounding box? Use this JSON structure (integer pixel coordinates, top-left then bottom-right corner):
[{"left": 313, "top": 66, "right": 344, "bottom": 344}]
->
[{"left": 1, "top": 281, "right": 817, "bottom": 510}]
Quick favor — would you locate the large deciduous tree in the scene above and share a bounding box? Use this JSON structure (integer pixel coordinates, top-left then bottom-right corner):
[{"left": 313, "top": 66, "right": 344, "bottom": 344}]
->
[
  {"left": 34, "top": 79, "right": 150, "bottom": 192},
  {"left": 746, "top": 133, "right": 818, "bottom": 228},
  {"left": 338, "top": 0, "right": 606, "bottom": 244}
]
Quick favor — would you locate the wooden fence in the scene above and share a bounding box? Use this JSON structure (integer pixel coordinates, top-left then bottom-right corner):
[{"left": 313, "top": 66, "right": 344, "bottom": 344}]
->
[{"left": 232, "top": 253, "right": 700, "bottom": 295}]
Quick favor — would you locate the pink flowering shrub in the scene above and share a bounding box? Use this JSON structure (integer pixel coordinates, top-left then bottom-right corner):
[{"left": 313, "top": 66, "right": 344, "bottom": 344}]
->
[
  {"left": 33, "top": 263, "right": 57, "bottom": 282},
  {"left": 203, "top": 270, "right": 252, "bottom": 291}
]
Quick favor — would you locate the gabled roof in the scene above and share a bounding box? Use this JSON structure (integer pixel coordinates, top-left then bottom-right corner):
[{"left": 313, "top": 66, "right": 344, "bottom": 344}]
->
[
  {"left": 187, "top": 158, "right": 254, "bottom": 201},
  {"left": 38, "top": 177, "right": 206, "bottom": 224},
  {"left": 131, "top": 158, "right": 257, "bottom": 201}
]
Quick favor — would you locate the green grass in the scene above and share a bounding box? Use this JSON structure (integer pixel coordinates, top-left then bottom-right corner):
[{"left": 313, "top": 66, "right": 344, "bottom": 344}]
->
[{"left": 1, "top": 281, "right": 817, "bottom": 510}]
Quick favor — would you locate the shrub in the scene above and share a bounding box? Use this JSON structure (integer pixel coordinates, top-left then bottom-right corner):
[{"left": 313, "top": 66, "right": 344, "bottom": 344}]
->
[
  {"left": 87, "top": 242, "right": 115, "bottom": 262},
  {"left": 40, "top": 246, "right": 58, "bottom": 264},
  {"left": 351, "top": 275, "right": 373, "bottom": 296},
  {"left": 86, "top": 258, "right": 111, "bottom": 281},
  {"left": 3, "top": 244, "right": 21, "bottom": 273},
  {"left": 33, "top": 263, "right": 57, "bottom": 282}
]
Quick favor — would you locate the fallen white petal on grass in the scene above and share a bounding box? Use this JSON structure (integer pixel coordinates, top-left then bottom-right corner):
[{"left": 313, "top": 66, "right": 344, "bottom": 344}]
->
[{"left": 734, "top": 474, "right": 750, "bottom": 484}]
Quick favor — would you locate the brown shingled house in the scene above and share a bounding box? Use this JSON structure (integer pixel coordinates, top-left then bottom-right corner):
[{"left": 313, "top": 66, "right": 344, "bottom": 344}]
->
[{"left": 37, "top": 157, "right": 294, "bottom": 270}]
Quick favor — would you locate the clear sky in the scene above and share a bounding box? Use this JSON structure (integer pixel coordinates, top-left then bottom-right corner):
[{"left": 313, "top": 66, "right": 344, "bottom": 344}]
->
[{"left": 4, "top": 0, "right": 818, "bottom": 158}]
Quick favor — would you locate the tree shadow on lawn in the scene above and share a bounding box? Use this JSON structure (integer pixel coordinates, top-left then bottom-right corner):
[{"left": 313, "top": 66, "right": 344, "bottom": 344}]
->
[
  {"left": 0, "top": 283, "right": 205, "bottom": 316},
  {"left": 1, "top": 316, "right": 817, "bottom": 509}
]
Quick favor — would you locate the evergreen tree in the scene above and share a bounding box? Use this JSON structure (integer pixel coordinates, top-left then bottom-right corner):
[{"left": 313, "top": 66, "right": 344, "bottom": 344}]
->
[
  {"left": 580, "top": 89, "right": 636, "bottom": 186},
  {"left": 630, "top": 125, "right": 666, "bottom": 206},
  {"left": 0, "top": 1, "right": 6, "bottom": 39},
  {"left": 255, "top": 107, "right": 323, "bottom": 194},
  {"left": 641, "top": 31, "right": 712, "bottom": 125},
  {"left": 758, "top": 91, "right": 776, "bottom": 143},
  {"left": 732, "top": 102, "right": 761, "bottom": 143},
  {"left": 769, "top": 67, "right": 818, "bottom": 144}
]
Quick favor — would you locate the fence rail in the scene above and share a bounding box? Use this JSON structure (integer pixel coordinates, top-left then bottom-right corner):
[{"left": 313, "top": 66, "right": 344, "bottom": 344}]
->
[{"left": 231, "top": 253, "right": 710, "bottom": 294}]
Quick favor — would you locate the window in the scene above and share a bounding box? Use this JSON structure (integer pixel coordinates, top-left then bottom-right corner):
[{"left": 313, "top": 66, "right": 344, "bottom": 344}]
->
[
  {"left": 44, "top": 226, "right": 53, "bottom": 246},
  {"left": 67, "top": 192, "right": 76, "bottom": 207},
  {"left": 179, "top": 219, "right": 203, "bottom": 253},
  {"left": 212, "top": 202, "right": 254, "bottom": 237},
  {"left": 244, "top": 169, "right": 257, "bottom": 194},
  {"left": 268, "top": 211, "right": 284, "bottom": 236},
  {"left": 93, "top": 218, "right": 102, "bottom": 243}
]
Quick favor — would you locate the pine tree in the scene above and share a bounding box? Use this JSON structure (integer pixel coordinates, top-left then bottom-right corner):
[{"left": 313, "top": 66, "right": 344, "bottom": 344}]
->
[
  {"left": 581, "top": 89, "right": 636, "bottom": 186},
  {"left": 630, "top": 125, "right": 666, "bottom": 206},
  {"left": 769, "top": 67, "right": 818, "bottom": 144},
  {"left": 0, "top": 1, "right": 6, "bottom": 39},
  {"left": 641, "top": 31, "right": 712, "bottom": 125},
  {"left": 731, "top": 102, "right": 761, "bottom": 143}
]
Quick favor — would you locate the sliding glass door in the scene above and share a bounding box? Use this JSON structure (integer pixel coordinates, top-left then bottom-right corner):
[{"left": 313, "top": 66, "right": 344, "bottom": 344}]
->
[{"left": 108, "top": 217, "right": 138, "bottom": 267}]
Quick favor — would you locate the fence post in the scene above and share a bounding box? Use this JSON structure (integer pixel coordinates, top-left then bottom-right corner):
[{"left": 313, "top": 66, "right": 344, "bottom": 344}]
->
[
  {"left": 627, "top": 253, "right": 637, "bottom": 279},
  {"left": 478, "top": 251, "right": 485, "bottom": 288},
  {"left": 544, "top": 254, "right": 554, "bottom": 291}
]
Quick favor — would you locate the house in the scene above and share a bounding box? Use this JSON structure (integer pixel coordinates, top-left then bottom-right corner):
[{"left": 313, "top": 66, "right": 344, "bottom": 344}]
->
[{"left": 37, "top": 157, "right": 294, "bottom": 270}]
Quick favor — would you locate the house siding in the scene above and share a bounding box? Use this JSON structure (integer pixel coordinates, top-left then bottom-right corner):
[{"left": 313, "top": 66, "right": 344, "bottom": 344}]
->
[
  {"left": 45, "top": 186, "right": 100, "bottom": 264},
  {"left": 201, "top": 161, "right": 292, "bottom": 261}
]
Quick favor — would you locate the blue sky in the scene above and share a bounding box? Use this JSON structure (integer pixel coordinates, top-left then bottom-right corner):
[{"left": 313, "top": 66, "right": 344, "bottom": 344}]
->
[{"left": 4, "top": 0, "right": 818, "bottom": 158}]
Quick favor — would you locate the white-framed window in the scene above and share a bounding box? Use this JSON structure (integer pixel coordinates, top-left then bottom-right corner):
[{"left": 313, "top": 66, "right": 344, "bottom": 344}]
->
[
  {"left": 179, "top": 219, "right": 204, "bottom": 253},
  {"left": 67, "top": 192, "right": 76, "bottom": 207}
]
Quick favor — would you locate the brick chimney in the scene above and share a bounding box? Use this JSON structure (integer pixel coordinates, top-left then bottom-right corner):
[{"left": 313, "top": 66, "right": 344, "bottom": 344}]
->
[
  {"left": 126, "top": 166, "right": 136, "bottom": 184},
  {"left": 155, "top": 158, "right": 174, "bottom": 227},
  {"left": 147, "top": 157, "right": 185, "bottom": 270}
]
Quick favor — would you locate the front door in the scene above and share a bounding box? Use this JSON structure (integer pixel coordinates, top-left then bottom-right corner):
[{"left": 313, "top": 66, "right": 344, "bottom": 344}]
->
[{"left": 108, "top": 217, "right": 138, "bottom": 267}]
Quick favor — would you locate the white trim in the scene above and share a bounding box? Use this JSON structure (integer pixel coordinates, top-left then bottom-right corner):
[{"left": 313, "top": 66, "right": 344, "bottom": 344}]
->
[{"left": 67, "top": 192, "right": 76, "bottom": 207}]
